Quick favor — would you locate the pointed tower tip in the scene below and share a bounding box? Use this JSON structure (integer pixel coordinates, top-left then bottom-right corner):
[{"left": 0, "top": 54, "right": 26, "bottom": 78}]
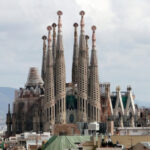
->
[
  {"left": 74, "top": 23, "right": 78, "bottom": 38},
  {"left": 42, "top": 35, "right": 47, "bottom": 40},
  {"left": 57, "top": 11, "right": 63, "bottom": 32},
  {"left": 85, "top": 35, "right": 89, "bottom": 40},
  {"left": 47, "top": 26, "right": 52, "bottom": 45},
  {"left": 73, "top": 23, "right": 78, "bottom": 27},
  {"left": 79, "top": 11, "right": 85, "bottom": 32},
  {"left": 80, "top": 10, "right": 85, "bottom": 16},
  {"left": 127, "top": 85, "right": 132, "bottom": 91},
  {"left": 92, "top": 25, "right": 96, "bottom": 31},
  {"left": 47, "top": 26, "right": 52, "bottom": 31},
  {"left": 57, "top": 10, "right": 63, "bottom": 16},
  {"left": 52, "top": 23, "right": 57, "bottom": 27},
  {"left": 116, "top": 86, "right": 121, "bottom": 91},
  {"left": 92, "top": 25, "right": 96, "bottom": 48}
]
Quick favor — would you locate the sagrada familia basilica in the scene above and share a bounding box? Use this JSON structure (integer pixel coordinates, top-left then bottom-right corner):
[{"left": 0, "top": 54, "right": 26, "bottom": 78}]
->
[{"left": 6, "top": 11, "right": 143, "bottom": 136}]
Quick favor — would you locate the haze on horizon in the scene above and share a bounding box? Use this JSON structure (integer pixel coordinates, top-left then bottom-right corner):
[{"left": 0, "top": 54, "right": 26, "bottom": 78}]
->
[{"left": 0, "top": 0, "right": 150, "bottom": 106}]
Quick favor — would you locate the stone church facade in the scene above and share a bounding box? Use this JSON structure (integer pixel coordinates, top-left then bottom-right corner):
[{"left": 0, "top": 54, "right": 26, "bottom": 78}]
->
[{"left": 6, "top": 11, "right": 140, "bottom": 136}]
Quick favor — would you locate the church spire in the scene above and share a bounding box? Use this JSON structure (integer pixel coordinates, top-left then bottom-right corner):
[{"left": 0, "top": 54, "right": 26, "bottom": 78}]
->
[
  {"left": 47, "top": 26, "right": 53, "bottom": 66},
  {"left": 88, "top": 26, "right": 101, "bottom": 122},
  {"left": 52, "top": 23, "right": 57, "bottom": 63},
  {"left": 58, "top": 11, "right": 62, "bottom": 33},
  {"left": 79, "top": 11, "right": 86, "bottom": 51},
  {"left": 90, "top": 26, "right": 98, "bottom": 66},
  {"left": 52, "top": 23, "right": 57, "bottom": 99},
  {"left": 80, "top": 11, "right": 85, "bottom": 33},
  {"left": 85, "top": 35, "right": 90, "bottom": 86},
  {"left": 6, "top": 104, "right": 12, "bottom": 137},
  {"left": 55, "top": 10, "right": 66, "bottom": 124},
  {"left": 72, "top": 23, "right": 79, "bottom": 84},
  {"left": 85, "top": 35, "right": 90, "bottom": 67},
  {"left": 77, "top": 10, "right": 88, "bottom": 122},
  {"left": 44, "top": 26, "right": 55, "bottom": 130},
  {"left": 41, "top": 35, "right": 47, "bottom": 82}
]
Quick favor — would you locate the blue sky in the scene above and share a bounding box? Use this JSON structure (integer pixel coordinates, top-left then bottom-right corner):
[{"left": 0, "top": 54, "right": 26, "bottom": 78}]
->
[{"left": 0, "top": 0, "right": 150, "bottom": 106}]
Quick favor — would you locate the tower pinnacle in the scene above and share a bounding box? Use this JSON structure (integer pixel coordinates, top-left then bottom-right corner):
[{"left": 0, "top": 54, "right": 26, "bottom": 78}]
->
[
  {"left": 41, "top": 35, "right": 47, "bottom": 82},
  {"left": 85, "top": 35, "right": 89, "bottom": 42},
  {"left": 47, "top": 26, "right": 52, "bottom": 44},
  {"left": 52, "top": 23, "right": 57, "bottom": 28},
  {"left": 90, "top": 26, "right": 98, "bottom": 66},
  {"left": 52, "top": 23, "right": 57, "bottom": 62},
  {"left": 80, "top": 11, "right": 85, "bottom": 32},
  {"left": 42, "top": 35, "right": 47, "bottom": 41},
  {"left": 57, "top": 11, "right": 63, "bottom": 33},
  {"left": 92, "top": 25, "right": 96, "bottom": 49},
  {"left": 74, "top": 23, "right": 78, "bottom": 40}
]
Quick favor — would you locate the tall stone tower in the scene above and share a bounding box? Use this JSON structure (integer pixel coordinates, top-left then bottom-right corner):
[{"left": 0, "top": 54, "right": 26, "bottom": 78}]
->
[
  {"left": 55, "top": 11, "right": 66, "bottom": 124},
  {"left": 88, "top": 26, "right": 101, "bottom": 122},
  {"left": 41, "top": 35, "right": 47, "bottom": 82},
  {"left": 114, "top": 86, "right": 124, "bottom": 127},
  {"left": 72, "top": 23, "right": 79, "bottom": 85},
  {"left": 77, "top": 11, "right": 88, "bottom": 122},
  {"left": 44, "top": 26, "right": 55, "bottom": 131},
  {"left": 52, "top": 23, "right": 57, "bottom": 97}
]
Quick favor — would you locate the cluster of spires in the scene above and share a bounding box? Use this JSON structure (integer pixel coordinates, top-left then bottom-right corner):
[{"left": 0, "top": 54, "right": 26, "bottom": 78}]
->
[
  {"left": 5, "top": 11, "right": 138, "bottom": 137},
  {"left": 41, "top": 10, "right": 101, "bottom": 129}
]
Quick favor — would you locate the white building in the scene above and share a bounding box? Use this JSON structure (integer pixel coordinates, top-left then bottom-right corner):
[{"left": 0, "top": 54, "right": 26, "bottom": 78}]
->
[{"left": 116, "top": 127, "right": 150, "bottom": 135}]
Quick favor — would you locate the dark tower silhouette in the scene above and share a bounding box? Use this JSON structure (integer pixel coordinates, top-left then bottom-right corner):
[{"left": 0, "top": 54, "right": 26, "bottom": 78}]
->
[{"left": 6, "top": 104, "right": 12, "bottom": 137}]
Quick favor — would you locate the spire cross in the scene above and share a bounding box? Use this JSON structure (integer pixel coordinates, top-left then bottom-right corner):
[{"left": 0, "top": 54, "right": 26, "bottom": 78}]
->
[
  {"left": 73, "top": 23, "right": 78, "bottom": 39},
  {"left": 92, "top": 25, "right": 96, "bottom": 49},
  {"left": 79, "top": 10, "right": 85, "bottom": 32},
  {"left": 57, "top": 11, "right": 63, "bottom": 32},
  {"left": 47, "top": 26, "right": 52, "bottom": 47}
]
